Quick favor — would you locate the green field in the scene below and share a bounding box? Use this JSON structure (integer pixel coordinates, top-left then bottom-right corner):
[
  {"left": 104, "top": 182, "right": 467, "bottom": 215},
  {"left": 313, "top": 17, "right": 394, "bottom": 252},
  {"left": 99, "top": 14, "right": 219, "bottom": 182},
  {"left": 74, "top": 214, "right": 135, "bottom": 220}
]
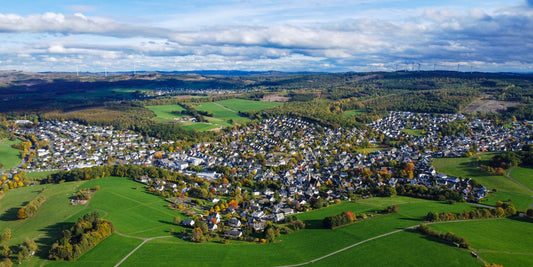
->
[
  {"left": 145, "top": 105, "right": 185, "bottom": 123},
  {"left": 0, "top": 138, "right": 22, "bottom": 170},
  {"left": 343, "top": 109, "right": 365, "bottom": 117},
  {"left": 25, "top": 170, "right": 60, "bottom": 179},
  {"left": 430, "top": 218, "right": 533, "bottom": 266},
  {"left": 196, "top": 102, "right": 249, "bottom": 124},
  {"left": 313, "top": 230, "right": 482, "bottom": 267},
  {"left": 510, "top": 167, "right": 533, "bottom": 190},
  {"left": 216, "top": 99, "right": 281, "bottom": 112},
  {"left": 1, "top": 177, "right": 526, "bottom": 266},
  {"left": 432, "top": 155, "right": 533, "bottom": 210},
  {"left": 402, "top": 129, "right": 426, "bottom": 137},
  {"left": 0, "top": 180, "right": 88, "bottom": 265},
  {"left": 147, "top": 99, "right": 280, "bottom": 131}
]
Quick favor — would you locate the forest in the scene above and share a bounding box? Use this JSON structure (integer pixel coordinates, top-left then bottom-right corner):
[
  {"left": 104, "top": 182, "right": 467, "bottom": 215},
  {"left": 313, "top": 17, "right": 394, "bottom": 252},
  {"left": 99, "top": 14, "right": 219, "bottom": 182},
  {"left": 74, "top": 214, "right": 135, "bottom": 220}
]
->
[{"left": 1, "top": 70, "right": 532, "bottom": 143}]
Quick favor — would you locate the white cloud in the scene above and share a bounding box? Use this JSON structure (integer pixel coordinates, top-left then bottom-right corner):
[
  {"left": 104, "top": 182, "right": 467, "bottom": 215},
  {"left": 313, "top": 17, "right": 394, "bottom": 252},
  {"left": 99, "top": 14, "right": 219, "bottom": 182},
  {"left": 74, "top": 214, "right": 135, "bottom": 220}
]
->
[{"left": 0, "top": 1, "right": 532, "bottom": 72}]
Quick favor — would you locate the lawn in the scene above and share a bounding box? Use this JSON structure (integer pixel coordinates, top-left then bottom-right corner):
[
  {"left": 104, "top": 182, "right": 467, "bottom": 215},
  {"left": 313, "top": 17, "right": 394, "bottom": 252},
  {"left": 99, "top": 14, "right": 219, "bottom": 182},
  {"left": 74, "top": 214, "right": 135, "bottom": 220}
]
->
[
  {"left": 0, "top": 138, "right": 22, "bottom": 170},
  {"left": 145, "top": 104, "right": 185, "bottom": 123},
  {"left": 216, "top": 99, "right": 281, "bottom": 112},
  {"left": 430, "top": 218, "right": 533, "bottom": 266}
]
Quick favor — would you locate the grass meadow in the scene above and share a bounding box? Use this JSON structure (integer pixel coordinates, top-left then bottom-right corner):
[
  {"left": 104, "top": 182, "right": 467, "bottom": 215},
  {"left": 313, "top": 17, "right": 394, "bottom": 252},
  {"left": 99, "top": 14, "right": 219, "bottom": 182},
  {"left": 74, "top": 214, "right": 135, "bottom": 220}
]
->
[
  {"left": 1, "top": 176, "right": 527, "bottom": 266},
  {"left": 145, "top": 105, "right": 185, "bottom": 123},
  {"left": 510, "top": 167, "right": 533, "bottom": 190},
  {"left": 0, "top": 138, "right": 22, "bottom": 170},
  {"left": 147, "top": 99, "right": 281, "bottom": 131},
  {"left": 430, "top": 218, "right": 533, "bottom": 266}
]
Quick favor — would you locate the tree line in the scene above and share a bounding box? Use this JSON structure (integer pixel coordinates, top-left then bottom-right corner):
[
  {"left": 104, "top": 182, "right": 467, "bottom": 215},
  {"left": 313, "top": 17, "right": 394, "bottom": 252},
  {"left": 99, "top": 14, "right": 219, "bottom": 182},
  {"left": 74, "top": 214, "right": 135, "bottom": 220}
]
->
[
  {"left": 49, "top": 212, "right": 114, "bottom": 261},
  {"left": 425, "top": 202, "right": 517, "bottom": 222},
  {"left": 416, "top": 223, "right": 471, "bottom": 249},
  {"left": 17, "top": 194, "right": 46, "bottom": 220}
]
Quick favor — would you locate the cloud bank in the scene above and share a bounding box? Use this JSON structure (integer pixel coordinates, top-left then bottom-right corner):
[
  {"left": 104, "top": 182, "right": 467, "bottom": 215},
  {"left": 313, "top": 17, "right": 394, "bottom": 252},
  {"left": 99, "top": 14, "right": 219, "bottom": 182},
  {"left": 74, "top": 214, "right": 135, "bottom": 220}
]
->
[{"left": 0, "top": 1, "right": 532, "bottom": 72}]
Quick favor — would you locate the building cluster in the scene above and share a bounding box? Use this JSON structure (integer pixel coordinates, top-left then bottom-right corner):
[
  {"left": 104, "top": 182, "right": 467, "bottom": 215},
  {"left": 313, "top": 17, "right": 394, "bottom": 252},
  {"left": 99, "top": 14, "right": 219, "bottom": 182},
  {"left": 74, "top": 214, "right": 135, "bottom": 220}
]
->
[{"left": 8, "top": 112, "right": 532, "bottom": 233}]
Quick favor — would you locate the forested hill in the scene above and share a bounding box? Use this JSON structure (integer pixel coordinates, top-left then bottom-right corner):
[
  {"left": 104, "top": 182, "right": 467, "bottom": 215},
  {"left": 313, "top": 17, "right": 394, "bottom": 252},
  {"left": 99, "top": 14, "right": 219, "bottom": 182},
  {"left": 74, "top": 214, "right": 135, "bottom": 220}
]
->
[{"left": 0, "top": 70, "right": 532, "bottom": 130}]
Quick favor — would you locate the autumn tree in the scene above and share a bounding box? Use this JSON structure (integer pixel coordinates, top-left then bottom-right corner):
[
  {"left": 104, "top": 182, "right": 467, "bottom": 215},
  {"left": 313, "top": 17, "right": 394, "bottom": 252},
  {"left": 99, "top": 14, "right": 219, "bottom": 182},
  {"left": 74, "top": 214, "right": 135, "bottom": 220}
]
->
[{"left": 0, "top": 229, "right": 11, "bottom": 244}]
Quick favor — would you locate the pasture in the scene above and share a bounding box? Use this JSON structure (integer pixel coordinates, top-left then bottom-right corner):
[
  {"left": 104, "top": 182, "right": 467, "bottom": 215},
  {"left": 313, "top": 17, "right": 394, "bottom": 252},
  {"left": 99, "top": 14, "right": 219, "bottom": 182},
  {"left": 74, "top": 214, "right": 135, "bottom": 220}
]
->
[{"left": 0, "top": 138, "right": 22, "bottom": 170}]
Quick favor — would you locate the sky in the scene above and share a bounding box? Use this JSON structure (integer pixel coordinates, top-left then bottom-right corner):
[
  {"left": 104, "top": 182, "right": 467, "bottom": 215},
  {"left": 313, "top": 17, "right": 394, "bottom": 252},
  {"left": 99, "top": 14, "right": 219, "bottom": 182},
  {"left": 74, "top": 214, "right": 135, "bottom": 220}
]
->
[{"left": 1, "top": 0, "right": 532, "bottom": 73}]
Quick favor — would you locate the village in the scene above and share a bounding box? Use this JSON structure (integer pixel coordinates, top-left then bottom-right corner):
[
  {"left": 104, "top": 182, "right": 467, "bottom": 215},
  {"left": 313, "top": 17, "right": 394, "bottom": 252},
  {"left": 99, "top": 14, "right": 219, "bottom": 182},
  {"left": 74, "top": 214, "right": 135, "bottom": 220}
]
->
[{"left": 7, "top": 111, "right": 533, "bottom": 239}]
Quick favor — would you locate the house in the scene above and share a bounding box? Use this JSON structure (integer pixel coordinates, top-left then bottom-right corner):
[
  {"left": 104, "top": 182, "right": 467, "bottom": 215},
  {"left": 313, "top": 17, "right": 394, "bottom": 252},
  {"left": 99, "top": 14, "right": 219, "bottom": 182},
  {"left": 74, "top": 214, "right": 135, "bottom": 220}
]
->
[
  {"left": 274, "top": 213, "right": 285, "bottom": 222},
  {"left": 252, "top": 210, "right": 265, "bottom": 220},
  {"left": 182, "top": 219, "right": 195, "bottom": 227},
  {"left": 252, "top": 221, "right": 265, "bottom": 231},
  {"left": 208, "top": 223, "right": 218, "bottom": 231},
  {"left": 207, "top": 212, "right": 221, "bottom": 224},
  {"left": 228, "top": 218, "right": 241, "bottom": 227},
  {"left": 224, "top": 229, "right": 242, "bottom": 238}
]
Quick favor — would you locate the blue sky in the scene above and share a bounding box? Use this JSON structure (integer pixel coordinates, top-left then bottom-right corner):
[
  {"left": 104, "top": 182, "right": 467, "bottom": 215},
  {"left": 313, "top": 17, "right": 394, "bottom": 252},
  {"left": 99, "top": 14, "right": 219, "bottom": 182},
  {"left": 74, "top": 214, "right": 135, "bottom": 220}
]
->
[{"left": 1, "top": 0, "right": 532, "bottom": 72}]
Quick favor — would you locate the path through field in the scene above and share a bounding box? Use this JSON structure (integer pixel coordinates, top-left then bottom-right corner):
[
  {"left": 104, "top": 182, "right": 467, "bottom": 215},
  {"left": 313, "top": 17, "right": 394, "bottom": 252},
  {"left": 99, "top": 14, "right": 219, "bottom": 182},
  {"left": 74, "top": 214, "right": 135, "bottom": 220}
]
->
[{"left": 114, "top": 231, "right": 172, "bottom": 267}]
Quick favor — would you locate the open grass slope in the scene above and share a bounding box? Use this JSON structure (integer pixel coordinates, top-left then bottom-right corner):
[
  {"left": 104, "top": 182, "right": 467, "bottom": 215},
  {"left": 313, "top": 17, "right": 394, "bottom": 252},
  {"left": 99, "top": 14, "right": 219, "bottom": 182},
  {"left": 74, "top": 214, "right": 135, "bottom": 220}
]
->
[
  {"left": 145, "top": 104, "right": 185, "bottom": 124},
  {"left": 196, "top": 102, "right": 249, "bottom": 124},
  {"left": 74, "top": 177, "right": 185, "bottom": 238},
  {"left": 510, "top": 167, "right": 533, "bottom": 190},
  {"left": 313, "top": 230, "right": 482, "bottom": 267},
  {"left": 0, "top": 138, "right": 22, "bottom": 170},
  {"left": 430, "top": 218, "right": 533, "bottom": 266},
  {"left": 1, "top": 177, "right": 520, "bottom": 267},
  {"left": 120, "top": 197, "right": 482, "bottom": 267},
  {"left": 0, "top": 180, "right": 88, "bottom": 266},
  {"left": 432, "top": 154, "right": 533, "bottom": 210}
]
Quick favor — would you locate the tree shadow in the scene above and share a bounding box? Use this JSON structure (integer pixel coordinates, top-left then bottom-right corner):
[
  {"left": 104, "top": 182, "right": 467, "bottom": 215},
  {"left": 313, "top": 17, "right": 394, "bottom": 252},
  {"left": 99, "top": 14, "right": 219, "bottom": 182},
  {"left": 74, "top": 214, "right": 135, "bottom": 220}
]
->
[
  {"left": 0, "top": 200, "right": 29, "bottom": 221},
  {"left": 158, "top": 220, "right": 177, "bottom": 226},
  {"left": 303, "top": 219, "right": 325, "bottom": 229},
  {"left": 34, "top": 222, "right": 73, "bottom": 260},
  {"left": 0, "top": 207, "right": 22, "bottom": 221}
]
